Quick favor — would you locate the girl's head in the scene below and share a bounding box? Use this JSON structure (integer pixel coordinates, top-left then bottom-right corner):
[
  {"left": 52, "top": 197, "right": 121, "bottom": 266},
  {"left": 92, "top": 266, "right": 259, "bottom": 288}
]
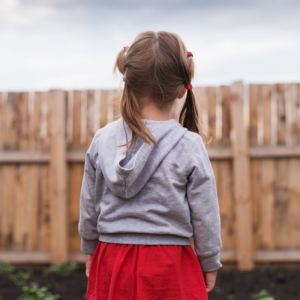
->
[{"left": 114, "top": 31, "right": 207, "bottom": 153}]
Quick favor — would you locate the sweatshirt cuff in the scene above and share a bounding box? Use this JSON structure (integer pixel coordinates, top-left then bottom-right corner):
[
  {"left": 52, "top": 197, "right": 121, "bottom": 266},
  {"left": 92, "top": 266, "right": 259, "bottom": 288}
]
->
[
  {"left": 198, "top": 252, "right": 223, "bottom": 272},
  {"left": 81, "top": 237, "right": 99, "bottom": 255}
]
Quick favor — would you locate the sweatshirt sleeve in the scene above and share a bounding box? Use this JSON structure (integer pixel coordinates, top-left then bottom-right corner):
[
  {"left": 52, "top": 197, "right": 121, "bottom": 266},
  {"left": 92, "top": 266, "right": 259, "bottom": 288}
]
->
[
  {"left": 186, "top": 135, "right": 223, "bottom": 272},
  {"left": 78, "top": 129, "right": 101, "bottom": 255}
]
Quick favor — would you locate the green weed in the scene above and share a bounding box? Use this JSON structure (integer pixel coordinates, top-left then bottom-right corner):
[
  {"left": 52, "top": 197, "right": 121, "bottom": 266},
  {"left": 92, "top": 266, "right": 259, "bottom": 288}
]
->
[
  {"left": 44, "top": 262, "right": 77, "bottom": 276},
  {"left": 253, "top": 289, "right": 275, "bottom": 300},
  {"left": 270, "top": 265, "right": 280, "bottom": 274},
  {"left": 13, "top": 271, "right": 60, "bottom": 300},
  {"left": 214, "top": 286, "right": 222, "bottom": 294},
  {"left": 18, "top": 282, "right": 60, "bottom": 300},
  {"left": 0, "top": 261, "right": 15, "bottom": 276}
]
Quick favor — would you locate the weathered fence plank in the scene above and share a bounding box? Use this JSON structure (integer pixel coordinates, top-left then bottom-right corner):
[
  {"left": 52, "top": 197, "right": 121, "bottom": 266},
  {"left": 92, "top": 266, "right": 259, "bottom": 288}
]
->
[
  {"left": 49, "top": 90, "right": 68, "bottom": 264},
  {"left": 230, "top": 81, "right": 253, "bottom": 270}
]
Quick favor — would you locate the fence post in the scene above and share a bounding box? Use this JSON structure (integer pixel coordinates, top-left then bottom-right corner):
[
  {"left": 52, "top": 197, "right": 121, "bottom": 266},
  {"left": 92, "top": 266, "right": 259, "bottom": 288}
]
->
[
  {"left": 230, "top": 81, "right": 254, "bottom": 270},
  {"left": 49, "top": 90, "right": 68, "bottom": 264}
]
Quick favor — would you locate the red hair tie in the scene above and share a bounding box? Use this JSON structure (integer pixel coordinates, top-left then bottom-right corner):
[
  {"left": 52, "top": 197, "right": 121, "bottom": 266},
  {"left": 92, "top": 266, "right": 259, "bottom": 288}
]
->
[
  {"left": 185, "top": 84, "right": 193, "bottom": 90},
  {"left": 187, "top": 52, "right": 193, "bottom": 57},
  {"left": 124, "top": 46, "right": 128, "bottom": 50}
]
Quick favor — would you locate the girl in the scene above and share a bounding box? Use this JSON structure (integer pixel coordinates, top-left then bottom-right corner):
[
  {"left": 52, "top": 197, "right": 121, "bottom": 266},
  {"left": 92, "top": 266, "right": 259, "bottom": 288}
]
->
[{"left": 78, "top": 31, "right": 222, "bottom": 300}]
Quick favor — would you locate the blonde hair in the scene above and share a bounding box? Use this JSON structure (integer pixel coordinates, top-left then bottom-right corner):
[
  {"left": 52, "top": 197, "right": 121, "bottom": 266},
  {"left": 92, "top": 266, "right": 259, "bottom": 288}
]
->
[{"left": 114, "top": 31, "right": 208, "bottom": 153}]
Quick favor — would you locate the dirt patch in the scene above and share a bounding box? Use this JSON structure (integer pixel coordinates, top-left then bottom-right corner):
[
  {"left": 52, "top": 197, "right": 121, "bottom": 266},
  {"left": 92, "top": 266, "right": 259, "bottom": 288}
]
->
[
  {"left": 210, "top": 266, "right": 300, "bottom": 300},
  {"left": 0, "top": 266, "right": 299, "bottom": 300},
  {"left": 0, "top": 267, "right": 88, "bottom": 300}
]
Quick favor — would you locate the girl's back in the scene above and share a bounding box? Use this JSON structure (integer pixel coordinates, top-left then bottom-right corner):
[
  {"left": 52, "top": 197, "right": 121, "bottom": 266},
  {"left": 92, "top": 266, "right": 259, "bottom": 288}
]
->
[{"left": 79, "top": 31, "right": 222, "bottom": 300}]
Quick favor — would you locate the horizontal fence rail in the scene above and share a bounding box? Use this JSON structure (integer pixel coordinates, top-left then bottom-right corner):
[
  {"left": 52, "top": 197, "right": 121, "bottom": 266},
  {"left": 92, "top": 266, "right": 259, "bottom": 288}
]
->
[{"left": 0, "top": 82, "right": 300, "bottom": 270}]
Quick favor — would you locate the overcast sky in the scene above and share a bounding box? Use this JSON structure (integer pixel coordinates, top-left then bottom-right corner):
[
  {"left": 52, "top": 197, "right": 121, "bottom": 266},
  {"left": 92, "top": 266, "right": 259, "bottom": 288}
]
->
[{"left": 0, "top": 0, "right": 299, "bottom": 91}]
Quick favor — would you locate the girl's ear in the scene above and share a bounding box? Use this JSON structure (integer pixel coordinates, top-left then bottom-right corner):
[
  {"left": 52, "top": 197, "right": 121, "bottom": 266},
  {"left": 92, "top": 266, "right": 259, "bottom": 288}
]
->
[{"left": 178, "top": 86, "right": 186, "bottom": 99}]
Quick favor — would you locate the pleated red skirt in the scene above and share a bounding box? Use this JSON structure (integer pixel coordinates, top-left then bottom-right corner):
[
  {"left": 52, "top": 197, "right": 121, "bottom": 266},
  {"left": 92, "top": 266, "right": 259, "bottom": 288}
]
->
[{"left": 86, "top": 241, "right": 208, "bottom": 300}]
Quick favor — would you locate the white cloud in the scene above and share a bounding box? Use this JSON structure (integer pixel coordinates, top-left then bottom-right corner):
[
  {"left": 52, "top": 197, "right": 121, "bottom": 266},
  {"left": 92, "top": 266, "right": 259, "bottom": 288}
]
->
[{"left": 0, "top": 0, "right": 299, "bottom": 90}]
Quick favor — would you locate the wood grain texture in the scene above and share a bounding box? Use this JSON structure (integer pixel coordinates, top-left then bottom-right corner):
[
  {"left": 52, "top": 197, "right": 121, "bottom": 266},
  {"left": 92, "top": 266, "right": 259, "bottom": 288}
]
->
[
  {"left": 100, "top": 90, "right": 108, "bottom": 128},
  {"left": 207, "top": 87, "right": 217, "bottom": 147},
  {"left": 276, "top": 84, "right": 286, "bottom": 145},
  {"left": 290, "top": 84, "right": 300, "bottom": 145},
  {"left": 288, "top": 158, "right": 300, "bottom": 248},
  {"left": 68, "top": 163, "right": 84, "bottom": 251},
  {"left": 38, "top": 165, "right": 51, "bottom": 251},
  {"left": 259, "top": 159, "right": 275, "bottom": 249},
  {"left": 49, "top": 90, "right": 68, "bottom": 263},
  {"left": 217, "top": 160, "right": 235, "bottom": 250},
  {"left": 262, "top": 85, "right": 272, "bottom": 145},
  {"left": 221, "top": 86, "right": 231, "bottom": 146},
  {"left": 274, "top": 159, "right": 288, "bottom": 249},
  {"left": 71, "top": 91, "right": 83, "bottom": 151},
  {"left": 86, "top": 90, "right": 95, "bottom": 149},
  {"left": 249, "top": 85, "right": 258, "bottom": 146},
  {"left": 251, "top": 159, "right": 260, "bottom": 250}
]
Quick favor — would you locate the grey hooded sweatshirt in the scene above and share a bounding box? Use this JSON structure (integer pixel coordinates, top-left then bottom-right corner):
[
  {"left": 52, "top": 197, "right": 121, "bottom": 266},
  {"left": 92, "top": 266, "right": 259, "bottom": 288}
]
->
[{"left": 78, "top": 117, "right": 222, "bottom": 272}]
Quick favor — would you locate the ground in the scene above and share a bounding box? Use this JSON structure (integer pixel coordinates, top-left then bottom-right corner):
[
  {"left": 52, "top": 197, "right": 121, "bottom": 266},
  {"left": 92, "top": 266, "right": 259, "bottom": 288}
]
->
[{"left": 0, "top": 266, "right": 299, "bottom": 300}]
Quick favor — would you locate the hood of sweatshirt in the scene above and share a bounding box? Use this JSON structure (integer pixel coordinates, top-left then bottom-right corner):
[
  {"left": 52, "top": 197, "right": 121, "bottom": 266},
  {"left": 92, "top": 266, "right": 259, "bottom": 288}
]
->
[{"left": 100, "top": 117, "right": 188, "bottom": 199}]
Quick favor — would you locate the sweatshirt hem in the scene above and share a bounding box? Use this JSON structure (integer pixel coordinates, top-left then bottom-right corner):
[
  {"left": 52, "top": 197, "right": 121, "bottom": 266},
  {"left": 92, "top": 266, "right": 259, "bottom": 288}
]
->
[{"left": 99, "top": 232, "right": 191, "bottom": 245}]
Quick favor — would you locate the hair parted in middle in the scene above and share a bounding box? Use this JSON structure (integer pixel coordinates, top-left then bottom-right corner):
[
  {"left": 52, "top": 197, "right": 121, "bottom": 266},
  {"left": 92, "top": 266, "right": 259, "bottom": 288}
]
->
[{"left": 114, "top": 31, "right": 208, "bottom": 154}]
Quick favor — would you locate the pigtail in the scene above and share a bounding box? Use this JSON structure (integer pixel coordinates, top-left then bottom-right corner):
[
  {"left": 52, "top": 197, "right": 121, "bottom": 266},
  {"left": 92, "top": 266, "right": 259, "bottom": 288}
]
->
[
  {"left": 179, "top": 89, "right": 199, "bottom": 133},
  {"left": 178, "top": 50, "right": 210, "bottom": 146},
  {"left": 179, "top": 89, "right": 209, "bottom": 146},
  {"left": 114, "top": 46, "right": 157, "bottom": 155}
]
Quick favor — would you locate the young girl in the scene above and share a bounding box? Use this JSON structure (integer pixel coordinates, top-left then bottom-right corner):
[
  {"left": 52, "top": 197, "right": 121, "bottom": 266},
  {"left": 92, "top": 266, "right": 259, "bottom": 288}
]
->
[{"left": 78, "top": 31, "right": 222, "bottom": 300}]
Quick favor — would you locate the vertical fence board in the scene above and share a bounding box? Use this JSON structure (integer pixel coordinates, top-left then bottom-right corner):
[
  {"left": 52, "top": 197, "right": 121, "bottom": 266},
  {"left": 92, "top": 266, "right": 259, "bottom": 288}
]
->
[
  {"left": 259, "top": 160, "right": 275, "bottom": 249},
  {"left": 38, "top": 165, "right": 51, "bottom": 251},
  {"left": 274, "top": 159, "right": 289, "bottom": 249},
  {"left": 14, "top": 93, "right": 29, "bottom": 251},
  {"left": 86, "top": 90, "right": 95, "bottom": 149},
  {"left": 100, "top": 90, "right": 108, "bottom": 128},
  {"left": 68, "top": 163, "right": 84, "bottom": 251},
  {"left": 40, "top": 92, "right": 50, "bottom": 152},
  {"left": 27, "top": 93, "right": 42, "bottom": 251},
  {"left": 287, "top": 83, "right": 300, "bottom": 248},
  {"left": 290, "top": 84, "right": 300, "bottom": 145},
  {"left": 262, "top": 85, "right": 272, "bottom": 145},
  {"left": 207, "top": 87, "right": 217, "bottom": 147},
  {"left": 14, "top": 165, "right": 28, "bottom": 251},
  {"left": 1, "top": 165, "right": 15, "bottom": 250},
  {"left": 49, "top": 90, "right": 68, "bottom": 263},
  {"left": 5, "top": 93, "right": 18, "bottom": 150},
  {"left": 249, "top": 85, "right": 258, "bottom": 146},
  {"left": 276, "top": 84, "right": 286, "bottom": 145},
  {"left": 71, "top": 91, "right": 82, "bottom": 150},
  {"left": 288, "top": 158, "right": 300, "bottom": 248},
  {"left": 218, "top": 160, "right": 235, "bottom": 250},
  {"left": 221, "top": 86, "right": 231, "bottom": 146},
  {"left": 251, "top": 159, "right": 260, "bottom": 250},
  {"left": 231, "top": 81, "right": 253, "bottom": 270}
]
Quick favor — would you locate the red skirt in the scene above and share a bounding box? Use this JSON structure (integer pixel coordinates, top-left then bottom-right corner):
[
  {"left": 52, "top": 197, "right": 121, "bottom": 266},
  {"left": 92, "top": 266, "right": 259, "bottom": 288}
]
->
[{"left": 86, "top": 241, "right": 208, "bottom": 300}]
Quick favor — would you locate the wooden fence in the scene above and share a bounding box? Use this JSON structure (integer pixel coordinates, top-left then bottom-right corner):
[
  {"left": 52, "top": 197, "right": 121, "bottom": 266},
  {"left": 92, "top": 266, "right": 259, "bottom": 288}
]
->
[{"left": 0, "top": 82, "right": 299, "bottom": 270}]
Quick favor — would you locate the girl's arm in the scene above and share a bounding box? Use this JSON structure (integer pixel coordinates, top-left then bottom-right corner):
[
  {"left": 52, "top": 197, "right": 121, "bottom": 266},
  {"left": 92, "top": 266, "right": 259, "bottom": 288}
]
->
[
  {"left": 186, "top": 135, "right": 223, "bottom": 274},
  {"left": 78, "top": 130, "right": 102, "bottom": 257}
]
